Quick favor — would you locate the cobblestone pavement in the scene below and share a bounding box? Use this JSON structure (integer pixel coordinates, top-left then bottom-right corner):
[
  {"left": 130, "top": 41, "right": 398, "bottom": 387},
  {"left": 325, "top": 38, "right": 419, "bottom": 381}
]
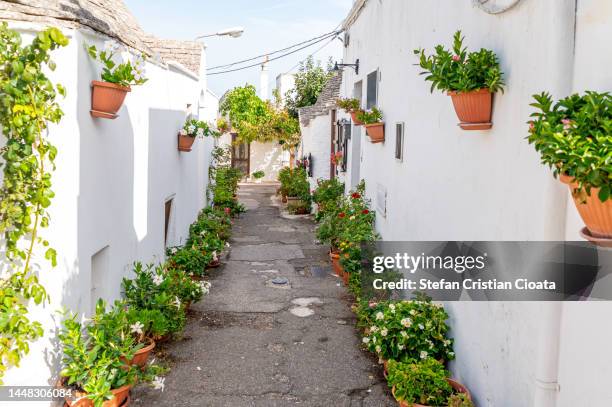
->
[{"left": 133, "top": 183, "right": 394, "bottom": 407}]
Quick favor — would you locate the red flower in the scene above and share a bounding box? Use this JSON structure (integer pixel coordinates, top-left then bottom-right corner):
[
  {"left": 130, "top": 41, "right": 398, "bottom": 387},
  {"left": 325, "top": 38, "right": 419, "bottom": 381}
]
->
[
  {"left": 362, "top": 209, "right": 369, "bottom": 215},
  {"left": 224, "top": 207, "right": 231, "bottom": 215},
  {"left": 452, "top": 55, "right": 461, "bottom": 62},
  {"left": 351, "top": 192, "right": 361, "bottom": 199},
  {"left": 338, "top": 212, "right": 346, "bottom": 218}
]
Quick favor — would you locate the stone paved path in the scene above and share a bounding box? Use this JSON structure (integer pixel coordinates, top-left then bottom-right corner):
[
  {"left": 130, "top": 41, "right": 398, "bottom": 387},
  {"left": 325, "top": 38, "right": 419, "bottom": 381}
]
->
[{"left": 133, "top": 183, "right": 394, "bottom": 406}]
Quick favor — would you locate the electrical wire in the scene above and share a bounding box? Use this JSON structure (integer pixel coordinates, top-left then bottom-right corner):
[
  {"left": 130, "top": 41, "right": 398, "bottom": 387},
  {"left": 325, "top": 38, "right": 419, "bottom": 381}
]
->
[
  {"left": 207, "top": 32, "right": 340, "bottom": 76},
  {"left": 207, "top": 30, "right": 340, "bottom": 71}
]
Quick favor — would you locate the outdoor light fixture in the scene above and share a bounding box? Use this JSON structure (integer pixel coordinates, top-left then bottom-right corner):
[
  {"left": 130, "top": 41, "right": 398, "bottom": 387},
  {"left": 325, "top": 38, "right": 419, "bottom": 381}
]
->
[
  {"left": 194, "top": 26, "right": 245, "bottom": 41},
  {"left": 334, "top": 59, "right": 359, "bottom": 74}
]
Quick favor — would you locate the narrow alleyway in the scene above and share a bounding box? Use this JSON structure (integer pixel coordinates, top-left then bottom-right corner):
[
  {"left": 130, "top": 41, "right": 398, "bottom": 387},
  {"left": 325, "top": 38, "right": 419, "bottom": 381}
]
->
[{"left": 133, "top": 183, "right": 394, "bottom": 406}]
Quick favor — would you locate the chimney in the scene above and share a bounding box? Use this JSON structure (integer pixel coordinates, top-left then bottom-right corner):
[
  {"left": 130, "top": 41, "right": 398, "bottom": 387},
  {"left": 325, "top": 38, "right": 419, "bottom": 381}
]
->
[{"left": 259, "top": 55, "right": 269, "bottom": 101}]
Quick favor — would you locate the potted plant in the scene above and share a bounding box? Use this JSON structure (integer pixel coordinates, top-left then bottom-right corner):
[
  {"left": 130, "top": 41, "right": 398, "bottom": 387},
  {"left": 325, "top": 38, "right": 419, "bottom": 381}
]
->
[
  {"left": 528, "top": 91, "right": 612, "bottom": 241},
  {"left": 59, "top": 301, "right": 140, "bottom": 406},
  {"left": 252, "top": 170, "right": 265, "bottom": 183},
  {"left": 178, "top": 118, "right": 218, "bottom": 152},
  {"left": 386, "top": 358, "right": 473, "bottom": 407},
  {"left": 414, "top": 31, "right": 505, "bottom": 130},
  {"left": 312, "top": 178, "right": 345, "bottom": 222},
  {"left": 337, "top": 98, "right": 364, "bottom": 125},
  {"left": 331, "top": 151, "right": 344, "bottom": 167},
  {"left": 361, "top": 298, "right": 455, "bottom": 365},
  {"left": 357, "top": 108, "right": 385, "bottom": 143},
  {"left": 87, "top": 42, "right": 147, "bottom": 119},
  {"left": 217, "top": 117, "right": 230, "bottom": 133}
]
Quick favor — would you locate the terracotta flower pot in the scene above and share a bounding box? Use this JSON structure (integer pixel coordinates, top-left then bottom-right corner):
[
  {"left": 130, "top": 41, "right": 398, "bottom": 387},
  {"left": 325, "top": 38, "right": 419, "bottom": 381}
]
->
[
  {"left": 128, "top": 339, "right": 155, "bottom": 368},
  {"left": 178, "top": 134, "right": 196, "bottom": 152},
  {"left": 365, "top": 122, "right": 385, "bottom": 143},
  {"left": 90, "top": 80, "right": 130, "bottom": 119},
  {"left": 448, "top": 88, "right": 493, "bottom": 130},
  {"left": 208, "top": 259, "right": 221, "bottom": 269},
  {"left": 559, "top": 176, "right": 612, "bottom": 238},
  {"left": 330, "top": 251, "right": 342, "bottom": 277},
  {"left": 64, "top": 383, "right": 132, "bottom": 407},
  {"left": 350, "top": 110, "right": 364, "bottom": 125},
  {"left": 392, "top": 379, "right": 471, "bottom": 407}
]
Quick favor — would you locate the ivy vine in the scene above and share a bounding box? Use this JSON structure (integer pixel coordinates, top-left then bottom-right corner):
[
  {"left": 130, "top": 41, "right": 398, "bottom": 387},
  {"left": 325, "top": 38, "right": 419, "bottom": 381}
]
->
[{"left": 0, "top": 22, "right": 68, "bottom": 383}]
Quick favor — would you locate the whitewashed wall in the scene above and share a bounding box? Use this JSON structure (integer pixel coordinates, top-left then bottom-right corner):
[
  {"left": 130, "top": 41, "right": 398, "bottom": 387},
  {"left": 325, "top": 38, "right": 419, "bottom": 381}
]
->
[
  {"left": 1, "top": 23, "right": 214, "bottom": 391},
  {"left": 300, "top": 114, "right": 333, "bottom": 190},
  {"left": 250, "top": 141, "right": 287, "bottom": 181},
  {"left": 339, "top": 1, "right": 612, "bottom": 406}
]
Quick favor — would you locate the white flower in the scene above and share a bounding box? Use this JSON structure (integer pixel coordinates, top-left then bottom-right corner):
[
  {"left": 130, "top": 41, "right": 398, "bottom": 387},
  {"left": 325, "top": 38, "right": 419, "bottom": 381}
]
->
[
  {"left": 444, "top": 339, "right": 451, "bottom": 346},
  {"left": 420, "top": 351, "right": 428, "bottom": 359},
  {"left": 449, "top": 351, "right": 455, "bottom": 357},
  {"left": 400, "top": 331, "right": 407, "bottom": 338},
  {"left": 153, "top": 274, "right": 164, "bottom": 286},
  {"left": 225, "top": 242, "right": 231, "bottom": 248},
  {"left": 130, "top": 321, "right": 144, "bottom": 335},
  {"left": 375, "top": 312, "right": 384, "bottom": 321},
  {"left": 179, "top": 128, "right": 187, "bottom": 136},
  {"left": 398, "top": 344, "right": 405, "bottom": 350},
  {"left": 187, "top": 125, "right": 196, "bottom": 134},
  {"left": 380, "top": 328, "right": 388, "bottom": 337},
  {"left": 173, "top": 296, "right": 181, "bottom": 309},
  {"left": 212, "top": 251, "right": 218, "bottom": 261},
  {"left": 410, "top": 310, "right": 417, "bottom": 316},
  {"left": 389, "top": 303, "right": 395, "bottom": 310},
  {"left": 171, "top": 247, "right": 178, "bottom": 254},
  {"left": 196, "top": 127, "right": 204, "bottom": 137},
  {"left": 401, "top": 318, "right": 412, "bottom": 327},
  {"left": 152, "top": 376, "right": 165, "bottom": 392},
  {"left": 370, "top": 326, "right": 378, "bottom": 333},
  {"left": 418, "top": 324, "right": 425, "bottom": 330},
  {"left": 372, "top": 336, "right": 377, "bottom": 344},
  {"left": 375, "top": 345, "right": 381, "bottom": 353},
  {"left": 362, "top": 337, "right": 370, "bottom": 344}
]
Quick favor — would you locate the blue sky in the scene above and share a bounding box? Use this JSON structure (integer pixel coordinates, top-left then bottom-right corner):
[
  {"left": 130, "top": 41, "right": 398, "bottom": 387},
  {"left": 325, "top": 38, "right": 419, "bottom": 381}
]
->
[{"left": 124, "top": 0, "right": 353, "bottom": 97}]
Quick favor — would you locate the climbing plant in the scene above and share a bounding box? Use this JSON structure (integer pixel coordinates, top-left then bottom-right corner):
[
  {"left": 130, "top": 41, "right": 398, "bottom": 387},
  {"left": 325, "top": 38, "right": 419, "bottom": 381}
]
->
[{"left": 0, "top": 23, "right": 68, "bottom": 383}]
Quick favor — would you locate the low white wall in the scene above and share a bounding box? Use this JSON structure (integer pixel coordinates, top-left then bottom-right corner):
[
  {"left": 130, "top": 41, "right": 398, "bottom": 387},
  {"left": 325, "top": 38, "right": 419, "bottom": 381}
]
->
[
  {"left": 1, "top": 24, "right": 213, "bottom": 388},
  {"left": 338, "top": 0, "right": 612, "bottom": 406}
]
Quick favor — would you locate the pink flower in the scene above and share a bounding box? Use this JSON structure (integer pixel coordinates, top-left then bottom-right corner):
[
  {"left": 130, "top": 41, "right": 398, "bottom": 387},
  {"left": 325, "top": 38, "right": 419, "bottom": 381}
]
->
[
  {"left": 452, "top": 55, "right": 461, "bottom": 62},
  {"left": 529, "top": 122, "right": 535, "bottom": 131},
  {"left": 561, "top": 118, "right": 572, "bottom": 130}
]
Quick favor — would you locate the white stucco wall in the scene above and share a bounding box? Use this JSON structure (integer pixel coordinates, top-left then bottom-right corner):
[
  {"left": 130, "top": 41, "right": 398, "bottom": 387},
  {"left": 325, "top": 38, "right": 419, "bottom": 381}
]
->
[
  {"left": 1, "top": 23, "right": 214, "bottom": 390},
  {"left": 249, "top": 141, "right": 287, "bottom": 181},
  {"left": 301, "top": 113, "right": 333, "bottom": 189},
  {"left": 337, "top": 1, "right": 612, "bottom": 406}
]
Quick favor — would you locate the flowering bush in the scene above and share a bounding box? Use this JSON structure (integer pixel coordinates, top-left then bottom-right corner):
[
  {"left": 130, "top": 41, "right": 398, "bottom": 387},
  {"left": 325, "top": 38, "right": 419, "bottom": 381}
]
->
[
  {"left": 361, "top": 298, "right": 454, "bottom": 363},
  {"left": 122, "top": 263, "right": 186, "bottom": 336},
  {"left": 179, "top": 118, "right": 219, "bottom": 138},
  {"left": 212, "top": 166, "right": 245, "bottom": 216},
  {"left": 312, "top": 178, "right": 345, "bottom": 221},
  {"left": 356, "top": 107, "right": 383, "bottom": 124},
  {"left": 166, "top": 245, "right": 211, "bottom": 278},
  {"left": 59, "top": 301, "right": 140, "bottom": 406},
  {"left": 278, "top": 167, "right": 310, "bottom": 201},
  {"left": 188, "top": 207, "right": 232, "bottom": 242},
  {"left": 87, "top": 42, "right": 147, "bottom": 87},
  {"left": 387, "top": 358, "right": 462, "bottom": 407},
  {"left": 414, "top": 31, "right": 504, "bottom": 94},
  {"left": 527, "top": 91, "right": 612, "bottom": 202},
  {"left": 126, "top": 308, "right": 170, "bottom": 342}
]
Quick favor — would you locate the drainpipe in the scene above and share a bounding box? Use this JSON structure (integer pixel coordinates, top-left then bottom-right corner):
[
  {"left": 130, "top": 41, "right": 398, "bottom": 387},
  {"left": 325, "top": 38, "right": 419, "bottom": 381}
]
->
[
  {"left": 533, "top": 302, "right": 563, "bottom": 407},
  {"left": 533, "top": 1, "right": 576, "bottom": 405}
]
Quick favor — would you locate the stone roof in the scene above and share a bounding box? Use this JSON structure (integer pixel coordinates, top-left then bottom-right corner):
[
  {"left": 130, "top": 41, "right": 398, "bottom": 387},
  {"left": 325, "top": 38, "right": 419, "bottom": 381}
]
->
[
  {"left": 0, "top": 0, "right": 202, "bottom": 76},
  {"left": 298, "top": 72, "right": 342, "bottom": 127}
]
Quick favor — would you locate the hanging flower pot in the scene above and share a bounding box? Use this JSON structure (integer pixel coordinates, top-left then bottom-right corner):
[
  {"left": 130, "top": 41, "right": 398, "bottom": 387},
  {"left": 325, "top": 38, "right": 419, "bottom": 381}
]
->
[
  {"left": 448, "top": 89, "right": 493, "bottom": 130},
  {"left": 178, "top": 118, "right": 218, "bottom": 152},
  {"left": 560, "top": 176, "right": 612, "bottom": 239},
  {"left": 178, "top": 133, "right": 196, "bottom": 152},
  {"left": 365, "top": 122, "right": 385, "bottom": 143},
  {"left": 527, "top": 91, "right": 612, "bottom": 244},
  {"left": 350, "top": 110, "right": 364, "bottom": 125},
  {"left": 357, "top": 108, "right": 385, "bottom": 143},
  {"left": 90, "top": 80, "right": 131, "bottom": 119},
  {"left": 415, "top": 31, "right": 504, "bottom": 131},
  {"left": 86, "top": 43, "right": 147, "bottom": 119}
]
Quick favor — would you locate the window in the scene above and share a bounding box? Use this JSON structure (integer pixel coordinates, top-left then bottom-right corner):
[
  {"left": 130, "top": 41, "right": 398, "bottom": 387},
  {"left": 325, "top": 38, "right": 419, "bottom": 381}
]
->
[
  {"left": 335, "top": 119, "right": 351, "bottom": 173},
  {"left": 164, "top": 198, "right": 173, "bottom": 247},
  {"left": 366, "top": 70, "right": 379, "bottom": 109},
  {"left": 395, "top": 122, "right": 404, "bottom": 161}
]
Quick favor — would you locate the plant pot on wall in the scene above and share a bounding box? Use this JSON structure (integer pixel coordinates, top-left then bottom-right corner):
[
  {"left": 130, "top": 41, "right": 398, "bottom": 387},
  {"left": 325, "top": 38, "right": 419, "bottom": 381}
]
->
[
  {"left": 365, "top": 122, "right": 385, "bottom": 143},
  {"left": 90, "top": 80, "right": 131, "bottom": 119},
  {"left": 178, "top": 134, "right": 196, "bottom": 152},
  {"left": 560, "top": 176, "right": 612, "bottom": 241},
  {"left": 448, "top": 89, "right": 493, "bottom": 130},
  {"left": 350, "top": 110, "right": 364, "bottom": 125}
]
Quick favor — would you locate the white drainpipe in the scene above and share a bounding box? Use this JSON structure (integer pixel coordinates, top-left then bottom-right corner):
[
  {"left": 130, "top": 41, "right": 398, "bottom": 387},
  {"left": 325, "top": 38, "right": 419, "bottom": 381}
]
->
[{"left": 533, "top": 302, "right": 563, "bottom": 407}]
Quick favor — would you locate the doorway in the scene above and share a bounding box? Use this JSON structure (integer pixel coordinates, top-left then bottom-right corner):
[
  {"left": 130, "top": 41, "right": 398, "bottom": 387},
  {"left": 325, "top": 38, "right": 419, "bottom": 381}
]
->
[{"left": 231, "top": 134, "right": 250, "bottom": 176}]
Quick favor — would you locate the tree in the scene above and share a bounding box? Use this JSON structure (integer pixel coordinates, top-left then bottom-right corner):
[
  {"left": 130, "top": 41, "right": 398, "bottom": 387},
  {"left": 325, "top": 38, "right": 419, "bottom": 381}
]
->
[{"left": 285, "top": 56, "right": 334, "bottom": 118}]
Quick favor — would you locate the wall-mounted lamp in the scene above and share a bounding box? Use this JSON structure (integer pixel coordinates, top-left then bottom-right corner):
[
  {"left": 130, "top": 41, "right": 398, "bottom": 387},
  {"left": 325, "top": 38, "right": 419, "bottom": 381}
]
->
[{"left": 333, "top": 59, "right": 359, "bottom": 75}]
